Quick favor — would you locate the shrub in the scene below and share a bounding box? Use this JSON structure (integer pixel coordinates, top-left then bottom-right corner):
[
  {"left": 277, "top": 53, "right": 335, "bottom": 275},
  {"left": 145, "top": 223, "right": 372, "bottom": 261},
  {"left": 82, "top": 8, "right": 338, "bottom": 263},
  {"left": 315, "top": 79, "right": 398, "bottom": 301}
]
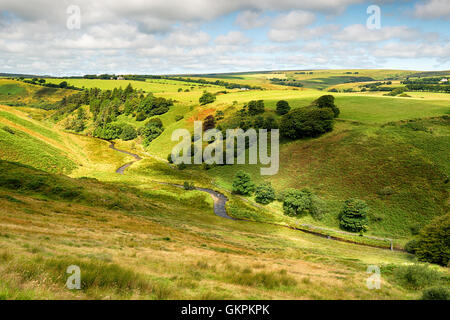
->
[
  {"left": 393, "top": 264, "right": 441, "bottom": 290},
  {"left": 183, "top": 182, "right": 195, "bottom": 190},
  {"left": 338, "top": 198, "right": 368, "bottom": 233},
  {"left": 232, "top": 171, "right": 255, "bottom": 196},
  {"left": 422, "top": 287, "right": 449, "bottom": 300},
  {"left": 119, "top": 125, "right": 137, "bottom": 141},
  {"left": 135, "top": 111, "right": 147, "bottom": 121},
  {"left": 276, "top": 100, "right": 291, "bottom": 115},
  {"left": 282, "top": 188, "right": 313, "bottom": 216},
  {"left": 415, "top": 214, "right": 450, "bottom": 266},
  {"left": 405, "top": 239, "right": 419, "bottom": 254},
  {"left": 280, "top": 107, "right": 334, "bottom": 140},
  {"left": 247, "top": 100, "right": 265, "bottom": 116},
  {"left": 255, "top": 182, "right": 276, "bottom": 205},
  {"left": 139, "top": 118, "right": 164, "bottom": 146},
  {"left": 2, "top": 126, "right": 15, "bottom": 134},
  {"left": 199, "top": 92, "right": 216, "bottom": 105}
]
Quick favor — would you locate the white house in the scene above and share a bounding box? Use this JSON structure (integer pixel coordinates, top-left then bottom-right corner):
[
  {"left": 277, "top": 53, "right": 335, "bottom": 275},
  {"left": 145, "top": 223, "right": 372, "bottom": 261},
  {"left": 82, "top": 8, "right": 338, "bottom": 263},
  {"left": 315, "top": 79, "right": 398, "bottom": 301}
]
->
[{"left": 440, "top": 78, "right": 448, "bottom": 83}]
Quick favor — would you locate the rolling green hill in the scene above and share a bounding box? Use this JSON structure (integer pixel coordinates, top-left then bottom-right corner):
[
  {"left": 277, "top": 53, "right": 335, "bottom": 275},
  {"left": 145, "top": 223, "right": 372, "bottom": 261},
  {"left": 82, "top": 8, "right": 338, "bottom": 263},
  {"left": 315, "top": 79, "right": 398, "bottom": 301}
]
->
[{"left": 1, "top": 69, "right": 449, "bottom": 300}]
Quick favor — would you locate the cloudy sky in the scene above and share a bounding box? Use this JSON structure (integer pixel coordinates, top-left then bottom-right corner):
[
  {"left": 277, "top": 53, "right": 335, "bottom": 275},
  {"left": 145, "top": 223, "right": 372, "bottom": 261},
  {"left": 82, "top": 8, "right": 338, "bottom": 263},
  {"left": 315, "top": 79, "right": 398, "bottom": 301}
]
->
[{"left": 0, "top": 0, "right": 449, "bottom": 76}]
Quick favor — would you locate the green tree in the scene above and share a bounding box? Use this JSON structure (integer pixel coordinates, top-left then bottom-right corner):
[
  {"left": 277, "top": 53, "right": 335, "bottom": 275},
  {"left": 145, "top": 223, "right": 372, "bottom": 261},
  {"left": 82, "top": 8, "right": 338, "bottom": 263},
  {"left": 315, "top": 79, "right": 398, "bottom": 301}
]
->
[
  {"left": 59, "top": 81, "right": 68, "bottom": 89},
  {"left": 120, "top": 125, "right": 137, "bottom": 141},
  {"left": 247, "top": 100, "right": 265, "bottom": 116},
  {"left": 312, "top": 95, "right": 340, "bottom": 118},
  {"left": 280, "top": 107, "right": 334, "bottom": 140},
  {"left": 282, "top": 188, "right": 313, "bottom": 216},
  {"left": 255, "top": 182, "right": 276, "bottom": 205},
  {"left": 276, "top": 100, "right": 291, "bottom": 115},
  {"left": 232, "top": 170, "right": 255, "bottom": 196},
  {"left": 415, "top": 214, "right": 449, "bottom": 266},
  {"left": 199, "top": 91, "right": 216, "bottom": 105},
  {"left": 338, "top": 199, "right": 368, "bottom": 233}
]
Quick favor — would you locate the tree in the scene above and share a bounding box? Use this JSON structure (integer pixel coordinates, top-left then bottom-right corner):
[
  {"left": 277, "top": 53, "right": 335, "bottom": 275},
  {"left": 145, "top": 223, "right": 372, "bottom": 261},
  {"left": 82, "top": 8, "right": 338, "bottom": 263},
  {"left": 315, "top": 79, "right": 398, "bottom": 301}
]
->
[
  {"left": 199, "top": 91, "right": 216, "bottom": 105},
  {"left": 232, "top": 170, "right": 255, "bottom": 195},
  {"left": 247, "top": 100, "right": 265, "bottom": 116},
  {"left": 276, "top": 100, "right": 291, "bottom": 115},
  {"left": 312, "top": 95, "right": 340, "bottom": 118},
  {"left": 203, "top": 115, "right": 216, "bottom": 131},
  {"left": 139, "top": 117, "right": 164, "bottom": 146},
  {"left": 415, "top": 214, "right": 449, "bottom": 266},
  {"left": 338, "top": 199, "right": 368, "bottom": 233},
  {"left": 280, "top": 107, "right": 334, "bottom": 140},
  {"left": 282, "top": 188, "right": 313, "bottom": 216},
  {"left": 255, "top": 182, "right": 276, "bottom": 205},
  {"left": 59, "top": 81, "right": 68, "bottom": 89},
  {"left": 120, "top": 125, "right": 137, "bottom": 141}
]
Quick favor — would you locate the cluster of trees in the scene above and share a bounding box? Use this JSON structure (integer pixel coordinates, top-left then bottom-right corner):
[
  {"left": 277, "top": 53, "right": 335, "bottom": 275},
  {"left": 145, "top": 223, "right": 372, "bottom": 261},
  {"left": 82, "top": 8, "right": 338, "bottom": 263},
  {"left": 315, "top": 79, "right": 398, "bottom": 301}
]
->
[
  {"left": 199, "top": 91, "right": 216, "bottom": 105},
  {"left": 138, "top": 118, "right": 164, "bottom": 146},
  {"left": 20, "top": 78, "right": 82, "bottom": 91},
  {"left": 232, "top": 171, "right": 276, "bottom": 205},
  {"left": 270, "top": 79, "right": 304, "bottom": 88},
  {"left": 231, "top": 171, "right": 325, "bottom": 219},
  {"left": 280, "top": 188, "right": 325, "bottom": 220},
  {"left": 402, "top": 78, "right": 446, "bottom": 85},
  {"left": 165, "top": 77, "right": 263, "bottom": 90},
  {"left": 57, "top": 83, "right": 172, "bottom": 123},
  {"left": 279, "top": 95, "right": 339, "bottom": 140},
  {"left": 404, "top": 83, "right": 450, "bottom": 93},
  {"left": 54, "top": 84, "right": 171, "bottom": 143}
]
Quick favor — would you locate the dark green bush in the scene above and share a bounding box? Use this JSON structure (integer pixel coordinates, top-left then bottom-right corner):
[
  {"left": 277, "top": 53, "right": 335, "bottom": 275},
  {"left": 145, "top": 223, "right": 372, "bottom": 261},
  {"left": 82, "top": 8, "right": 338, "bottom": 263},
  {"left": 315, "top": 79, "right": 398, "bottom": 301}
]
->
[
  {"left": 311, "top": 95, "right": 340, "bottom": 118},
  {"left": 119, "top": 125, "right": 137, "bottom": 141},
  {"left": 405, "top": 239, "right": 419, "bottom": 254},
  {"left": 280, "top": 107, "right": 334, "bottom": 140},
  {"left": 255, "top": 182, "right": 276, "bottom": 205},
  {"left": 199, "top": 92, "right": 216, "bottom": 105},
  {"left": 276, "top": 100, "right": 291, "bottom": 115},
  {"left": 338, "top": 198, "right": 368, "bottom": 233},
  {"left": 232, "top": 171, "right": 255, "bottom": 196},
  {"left": 415, "top": 214, "right": 450, "bottom": 266},
  {"left": 422, "top": 287, "right": 449, "bottom": 300},
  {"left": 282, "top": 188, "right": 313, "bottom": 216}
]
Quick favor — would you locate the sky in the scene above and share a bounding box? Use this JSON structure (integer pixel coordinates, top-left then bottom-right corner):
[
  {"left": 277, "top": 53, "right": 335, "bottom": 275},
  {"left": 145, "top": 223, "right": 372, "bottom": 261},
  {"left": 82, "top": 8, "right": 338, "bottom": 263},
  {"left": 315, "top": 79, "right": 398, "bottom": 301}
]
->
[{"left": 0, "top": 0, "right": 449, "bottom": 76}]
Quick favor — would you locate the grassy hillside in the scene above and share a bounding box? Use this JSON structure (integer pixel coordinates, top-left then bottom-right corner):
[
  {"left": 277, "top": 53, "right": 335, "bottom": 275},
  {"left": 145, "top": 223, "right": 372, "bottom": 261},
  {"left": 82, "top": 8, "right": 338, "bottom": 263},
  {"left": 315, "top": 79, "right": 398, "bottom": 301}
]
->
[
  {"left": 0, "top": 79, "right": 74, "bottom": 107},
  {"left": 3, "top": 159, "right": 447, "bottom": 300}
]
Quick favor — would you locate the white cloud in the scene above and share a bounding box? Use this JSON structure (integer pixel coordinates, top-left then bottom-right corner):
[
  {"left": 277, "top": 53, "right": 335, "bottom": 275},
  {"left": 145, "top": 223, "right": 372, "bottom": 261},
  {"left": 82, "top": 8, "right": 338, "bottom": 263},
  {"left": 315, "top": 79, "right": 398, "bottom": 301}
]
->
[
  {"left": 333, "top": 24, "right": 422, "bottom": 42},
  {"left": 267, "top": 10, "right": 319, "bottom": 42},
  {"left": 235, "top": 10, "right": 269, "bottom": 29},
  {"left": 215, "top": 31, "right": 250, "bottom": 45},
  {"left": 414, "top": 0, "right": 450, "bottom": 20}
]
